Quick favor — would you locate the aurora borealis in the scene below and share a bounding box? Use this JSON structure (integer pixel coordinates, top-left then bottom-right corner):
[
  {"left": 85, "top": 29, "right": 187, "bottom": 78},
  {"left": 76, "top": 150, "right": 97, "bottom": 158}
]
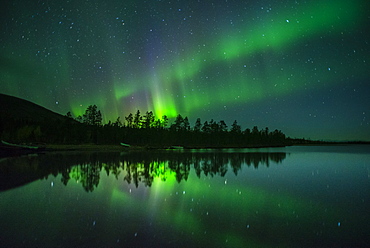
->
[{"left": 1, "top": 0, "right": 369, "bottom": 140}]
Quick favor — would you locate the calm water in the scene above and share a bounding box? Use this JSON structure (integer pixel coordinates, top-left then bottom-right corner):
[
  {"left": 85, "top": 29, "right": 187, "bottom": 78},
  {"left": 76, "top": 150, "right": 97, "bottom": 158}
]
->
[{"left": 0, "top": 146, "right": 369, "bottom": 247}]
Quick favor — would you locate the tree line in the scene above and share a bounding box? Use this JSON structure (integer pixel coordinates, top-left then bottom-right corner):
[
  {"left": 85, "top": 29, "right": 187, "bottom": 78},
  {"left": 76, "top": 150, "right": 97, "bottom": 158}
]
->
[
  {"left": 64, "top": 105, "right": 288, "bottom": 148},
  {"left": 1, "top": 104, "right": 288, "bottom": 147}
]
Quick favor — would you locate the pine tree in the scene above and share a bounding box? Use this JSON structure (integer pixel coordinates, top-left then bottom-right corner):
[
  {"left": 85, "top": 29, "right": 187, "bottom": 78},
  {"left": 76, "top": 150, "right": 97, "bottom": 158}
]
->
[
  {"left": 218, "top": 120, "right": 228, "bottom": 132},
  {"left": 125, "top": 113, "right": 133, "bottom": 128},
  {"left": 65, "top": 111, "right": 73, "bottom": 119},
  {"left": 161, "top": 115, "right": 169, "bottom": 129},
  {"left": 230, "top": 120, "right": 241, "bottom": 133},
  {"left": 193, "top": 118, "right": 202, "bottom": 132},
  {"left": 201, "top": 121, "right": 211, "bottom": 133},
  {"left": 83, "top": 105, "right": 102, "bottom": 126},
  {"left": 142, "top": 111, "right": 155, "bottom": 129},
  {"left": 113, "top": 117, "right": 122, "bottom": 127},
  {"left": 171, "top": 114, "right": 184, "bottom": 131},
  {"left": 133, "top": 110, "right": 142, "bottom": 128},
  {"left": 183, "top": 117, "right": 190, "bottom": 131}
]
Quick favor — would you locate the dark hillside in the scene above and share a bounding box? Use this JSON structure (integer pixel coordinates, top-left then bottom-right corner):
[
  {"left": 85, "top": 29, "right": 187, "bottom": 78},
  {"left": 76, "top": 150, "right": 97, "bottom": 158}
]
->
[
  {"left": 0, "top": 93, "right": 83, "bottom": 145},
  {"left": 0, "top": 93, "right": 67, "bottom": 122}
]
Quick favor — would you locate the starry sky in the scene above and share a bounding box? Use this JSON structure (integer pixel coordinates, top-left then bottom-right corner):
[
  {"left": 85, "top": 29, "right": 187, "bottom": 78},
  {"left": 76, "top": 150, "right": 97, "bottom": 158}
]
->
[{"left": 1, "top": 0, "right": 369, "bottom": 141}]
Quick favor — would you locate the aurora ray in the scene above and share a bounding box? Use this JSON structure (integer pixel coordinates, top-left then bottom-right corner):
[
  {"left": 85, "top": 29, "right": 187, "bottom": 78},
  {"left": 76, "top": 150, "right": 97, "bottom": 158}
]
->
[{"left": 0, "top": 0, "right": 369, "bottom": 140}]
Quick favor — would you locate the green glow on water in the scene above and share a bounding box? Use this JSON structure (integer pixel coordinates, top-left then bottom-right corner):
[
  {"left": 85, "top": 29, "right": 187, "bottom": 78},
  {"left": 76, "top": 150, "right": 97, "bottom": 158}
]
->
[
  {"left": 1, "top": 149, "right": 366, "bottom": 247},
  {"left": 110, "top": 188, "right": 132, "bottom": 206},
  {"left": 151, "top": 161, "right": 178, "bottom": 182},
  {"left": 105, "top": 162, "right": 341, "bottom": 247}
]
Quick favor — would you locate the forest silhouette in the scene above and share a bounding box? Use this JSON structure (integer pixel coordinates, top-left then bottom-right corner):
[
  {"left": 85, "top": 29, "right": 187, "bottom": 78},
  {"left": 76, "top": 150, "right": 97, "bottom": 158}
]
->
[{"left": 1, "top": 102, "right": 288, "bottom": 148}]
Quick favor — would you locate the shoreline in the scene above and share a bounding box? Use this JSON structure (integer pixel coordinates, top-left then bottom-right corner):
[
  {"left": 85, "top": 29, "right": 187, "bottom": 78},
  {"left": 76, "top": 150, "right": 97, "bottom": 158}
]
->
[
  {"left": 43, "top": 143, "right": 289, "bottom": 151},
  {"left": 2, "top": 142, "right": 369, "bottom": 157},
  {"left": 44, "top": 140, "right": 370, "bottom": 152}
]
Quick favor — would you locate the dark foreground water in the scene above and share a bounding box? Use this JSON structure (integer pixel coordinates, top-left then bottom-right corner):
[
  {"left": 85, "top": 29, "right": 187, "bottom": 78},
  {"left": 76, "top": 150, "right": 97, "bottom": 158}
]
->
[{"left": 0, "top": 145, "right": 369, "bottom": 247}]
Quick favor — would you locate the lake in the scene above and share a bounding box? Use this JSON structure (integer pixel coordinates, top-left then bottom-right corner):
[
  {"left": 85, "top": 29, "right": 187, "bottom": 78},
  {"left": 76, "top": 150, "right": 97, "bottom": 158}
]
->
[{"left": 0, "top": 145, "right": 369, "bottom": 247}]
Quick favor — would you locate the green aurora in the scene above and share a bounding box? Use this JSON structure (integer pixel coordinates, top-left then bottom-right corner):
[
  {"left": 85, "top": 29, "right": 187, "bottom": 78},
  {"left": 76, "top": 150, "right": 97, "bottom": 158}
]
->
[
  {"left": 1, "top": 0, "right": 369, "bottom": 140},
  {"left": 68, "top": 0, "right": 367, "bottom": 119}
]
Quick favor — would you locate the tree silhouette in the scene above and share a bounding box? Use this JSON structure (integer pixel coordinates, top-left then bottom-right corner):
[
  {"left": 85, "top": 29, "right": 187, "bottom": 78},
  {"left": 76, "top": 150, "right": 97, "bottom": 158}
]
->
[
  {"left": 193, "top": 118, "right": 202, "bottom": 132},
  {"left": 161, "top": 115, "right": 169, "bottom": 129},
  {"left": 83, "top": 105, "right": 102, "bottom": 126},
  {"left": 201, "top": 121, "right": 211, "bottom": 134},
  {"left": 125, "top": 113, "right": 133, "bottom": 128},
  {"left": 142, "top": 111, "right": 155, "bottom": 129},
  {"left": 113, "top": 117, "right": 122, "bottom": 127},
  {"left": 133, "top": 110, "right": 142, "bottom": 128},
  {"left": 231, "top": 120, "right": 241, "bottom": 133},
  {"left": 170, "top": 114, "right": 184, "bottom": 131},
  {"left": 65, "top": 111, "right": 73, "bottom": 119},
  {"left": 183, "top": 117, "right": 191, "bottom": 131},
  {"left": 209, "top": 119, "right": 216, "bottom": 132},
  {"left": 218, "top": 120, "right": 228, "bottom": 132}
]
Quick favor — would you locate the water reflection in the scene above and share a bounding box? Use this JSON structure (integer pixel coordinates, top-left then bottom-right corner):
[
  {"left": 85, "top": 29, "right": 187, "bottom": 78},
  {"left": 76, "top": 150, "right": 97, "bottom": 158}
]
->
[
  {"left": 0, "top": 150, "right": 286, "bottom": 192},
  {"left": 1, "top": 147, "right": 368, "bottom": 247}
]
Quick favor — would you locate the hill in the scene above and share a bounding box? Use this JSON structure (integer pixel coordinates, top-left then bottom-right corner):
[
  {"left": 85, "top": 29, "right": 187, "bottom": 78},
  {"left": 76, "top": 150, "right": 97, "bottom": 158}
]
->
[
  {"left": 0, "top": 93, "right": 82, "bottom": 145},
  {"left": 0, "top": 93, "right": 68, "bottom": 123}
]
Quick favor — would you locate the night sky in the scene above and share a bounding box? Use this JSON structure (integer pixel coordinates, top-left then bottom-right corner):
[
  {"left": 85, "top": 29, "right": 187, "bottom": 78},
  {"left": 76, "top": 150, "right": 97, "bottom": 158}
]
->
[{"left": 1, "top": 0, "right": 369, "bottom": 141}]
